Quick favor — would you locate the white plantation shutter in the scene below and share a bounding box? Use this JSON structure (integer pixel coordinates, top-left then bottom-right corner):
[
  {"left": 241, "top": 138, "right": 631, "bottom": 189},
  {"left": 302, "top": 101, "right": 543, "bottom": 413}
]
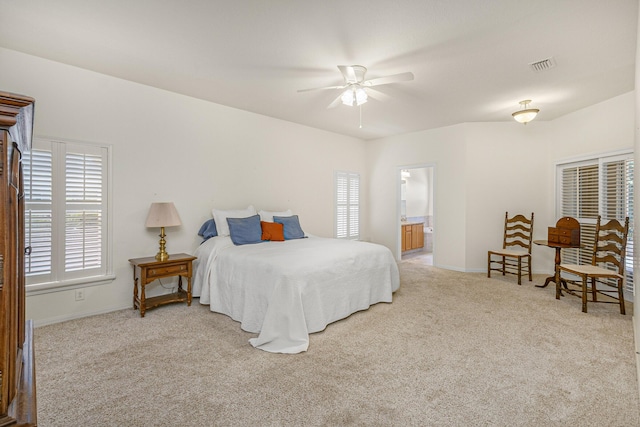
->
[
  {"left": 349, "top": 176, "right": 360, "bottom": 238},
  {"left": 65, "top": 150, "right": 104, "bottom": 272},
  {"left": 560, "top": 164, "right": 599, "bottom": 266},
  {"left": 335, "top": 171, "right": 360, "bottom": 239},
  {"left": 23, "top": 139, "right": 111, "bottom": 290},
  {"left": 23, "top": 149, "right": 53, "bottom": 278},
  {"left": 336, "top": 173, "right": 347, "bottom": 238},
  {"left": 557, "top": 153, "right": 633, "bottom": 293},
  {"left": 602, "top": 157, "right": 634, "bottom": 292}
]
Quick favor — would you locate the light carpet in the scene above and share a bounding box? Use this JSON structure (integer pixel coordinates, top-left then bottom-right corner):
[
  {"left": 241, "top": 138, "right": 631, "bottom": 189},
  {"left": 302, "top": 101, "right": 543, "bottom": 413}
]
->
[{"left": 34, "top": 261, "right": 640, "bottom": 426}]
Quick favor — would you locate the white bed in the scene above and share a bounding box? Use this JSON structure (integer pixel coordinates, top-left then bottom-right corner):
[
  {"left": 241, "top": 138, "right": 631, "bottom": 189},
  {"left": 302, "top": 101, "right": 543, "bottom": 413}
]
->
[{"left": 192, "top": 235, "right": 400, "bottom": 353}]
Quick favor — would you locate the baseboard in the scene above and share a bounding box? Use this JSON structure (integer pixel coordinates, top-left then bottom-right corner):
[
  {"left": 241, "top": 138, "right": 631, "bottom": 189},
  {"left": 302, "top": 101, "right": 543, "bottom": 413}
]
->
[
  {"left": 31, "top": 304, "right": 131, "bottom": 327},
  {"left": 436, "top": 264, "right": 469, "bottom": 273}
]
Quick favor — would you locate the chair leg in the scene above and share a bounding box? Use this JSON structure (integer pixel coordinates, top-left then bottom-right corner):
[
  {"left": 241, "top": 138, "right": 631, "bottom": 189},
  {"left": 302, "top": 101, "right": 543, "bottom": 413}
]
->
[
  {"left": 581, "top": 276, "right": 588, "bottom": 313},
  {"left": 501, "top": 256, "right": 506, "bottom": 276},
  {"left": 527, "top": 256, "right": 532, "bottom": 282},
  {"left": 487, "top": 252, "right": 491, "bottom": 278},
  {"left": 591, "top": 277, "right": 597, "bottom": 302},
  {"left": 517, "top": 257, "right": 522, "bottom": 285},
  {"left": 618, "top": 278, "right": 626, "bottom": 315}
]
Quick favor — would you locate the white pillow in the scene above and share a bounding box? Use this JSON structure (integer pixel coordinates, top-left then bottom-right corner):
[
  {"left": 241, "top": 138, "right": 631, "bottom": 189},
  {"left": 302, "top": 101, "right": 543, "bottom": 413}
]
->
[
  {"left": 212, "top": 205, "right": 257, "bottom": 237},
  {"left": 258, "top": 209, "right": 292, "bottom": 222}
]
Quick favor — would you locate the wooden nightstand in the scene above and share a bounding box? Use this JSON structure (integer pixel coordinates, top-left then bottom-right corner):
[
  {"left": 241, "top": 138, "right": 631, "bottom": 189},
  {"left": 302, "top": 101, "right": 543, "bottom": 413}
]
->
[{"left": 129, "top": 253, "right": 197, "bottom": 317}]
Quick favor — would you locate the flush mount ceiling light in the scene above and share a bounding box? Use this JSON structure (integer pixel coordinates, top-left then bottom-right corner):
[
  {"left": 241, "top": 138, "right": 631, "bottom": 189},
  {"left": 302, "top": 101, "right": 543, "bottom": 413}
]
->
[{"left": 512, "top": 100, "right": 539, "bottom": 124}]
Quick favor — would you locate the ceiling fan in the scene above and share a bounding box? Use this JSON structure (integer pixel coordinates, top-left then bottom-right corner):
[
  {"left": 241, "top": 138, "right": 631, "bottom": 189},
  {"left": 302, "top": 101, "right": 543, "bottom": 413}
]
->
[{"left": 298, "top": 65, "right": 414, "bottom": 109}]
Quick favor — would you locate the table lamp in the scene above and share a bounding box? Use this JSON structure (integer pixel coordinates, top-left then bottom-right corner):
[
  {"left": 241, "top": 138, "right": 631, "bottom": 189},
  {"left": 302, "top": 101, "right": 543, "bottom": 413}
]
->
[{"left": 145, "top": 202, "right": 182, "bottom": 261}]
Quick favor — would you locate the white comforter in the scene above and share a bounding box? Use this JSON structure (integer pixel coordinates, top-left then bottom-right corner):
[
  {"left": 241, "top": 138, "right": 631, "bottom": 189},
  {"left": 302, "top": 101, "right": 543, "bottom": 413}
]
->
[{"left": 192, "top": 236, "right": 400, "bottom": 353}]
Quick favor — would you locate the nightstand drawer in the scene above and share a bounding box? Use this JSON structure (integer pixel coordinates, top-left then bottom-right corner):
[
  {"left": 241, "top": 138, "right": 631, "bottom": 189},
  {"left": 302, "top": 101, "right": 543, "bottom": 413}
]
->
[{"left": 147, "top": 263, "right": 188, "bottom": 278}]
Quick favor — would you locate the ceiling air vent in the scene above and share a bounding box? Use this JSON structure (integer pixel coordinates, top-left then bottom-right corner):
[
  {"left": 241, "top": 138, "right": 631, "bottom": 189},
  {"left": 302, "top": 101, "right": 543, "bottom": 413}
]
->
[{"left": 529, "top": 57, "right": 556, "bottom": 72}]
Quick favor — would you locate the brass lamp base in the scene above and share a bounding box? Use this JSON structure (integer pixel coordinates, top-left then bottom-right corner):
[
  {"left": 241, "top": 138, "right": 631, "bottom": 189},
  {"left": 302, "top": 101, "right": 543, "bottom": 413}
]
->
[
  {"left": 155, "top": 226, "right": 170, "bottom": 261},
  {"left": 155, "top": 251, "right": 170, "bottom": 262}
]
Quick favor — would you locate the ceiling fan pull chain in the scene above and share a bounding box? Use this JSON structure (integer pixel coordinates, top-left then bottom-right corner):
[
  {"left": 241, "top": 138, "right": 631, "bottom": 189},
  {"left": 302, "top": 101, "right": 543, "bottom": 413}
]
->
[{"left": 359, "top": 105, "right": 363, "bottom": 129}]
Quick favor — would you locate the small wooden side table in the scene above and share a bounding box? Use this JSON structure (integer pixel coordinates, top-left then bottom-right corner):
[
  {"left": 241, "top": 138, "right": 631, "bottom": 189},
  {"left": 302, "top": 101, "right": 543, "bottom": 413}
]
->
[
  {"left": 129, "top": 253, "right": 197, "bottom": 317},
  {"left": 532, "top": 240, "right": 581, "bottom": 288}
]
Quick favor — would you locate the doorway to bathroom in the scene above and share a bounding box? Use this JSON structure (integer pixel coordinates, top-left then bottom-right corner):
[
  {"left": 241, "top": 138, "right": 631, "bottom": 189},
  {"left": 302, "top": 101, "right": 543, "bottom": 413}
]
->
[{"left": 399, "top": 165, "right": 434, "bottom": 265}]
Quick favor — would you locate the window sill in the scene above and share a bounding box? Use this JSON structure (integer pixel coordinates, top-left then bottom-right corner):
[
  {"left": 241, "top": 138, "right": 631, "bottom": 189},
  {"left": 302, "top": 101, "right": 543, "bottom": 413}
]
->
[{"left": 26, "top": 274, "right": 116, "bottom": 296}]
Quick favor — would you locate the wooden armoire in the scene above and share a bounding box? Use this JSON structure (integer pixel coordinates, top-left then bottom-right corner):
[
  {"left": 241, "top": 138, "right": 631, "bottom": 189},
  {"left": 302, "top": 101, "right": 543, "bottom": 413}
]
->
[{"left": 0, "top": 92, "right": 37, "bottom": 426}]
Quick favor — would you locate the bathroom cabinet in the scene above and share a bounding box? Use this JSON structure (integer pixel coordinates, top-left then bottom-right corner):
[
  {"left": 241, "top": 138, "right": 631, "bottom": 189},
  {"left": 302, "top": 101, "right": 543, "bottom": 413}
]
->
[{"left": 401, "top": 223, "right": 424, "bottom": 252}]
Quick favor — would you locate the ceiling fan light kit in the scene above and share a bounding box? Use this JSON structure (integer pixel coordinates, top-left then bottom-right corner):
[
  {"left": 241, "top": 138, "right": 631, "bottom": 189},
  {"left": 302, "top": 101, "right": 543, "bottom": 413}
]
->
[
  {"left": 512, "top": 100, "right": 539, "bottom": 124},
  {"left": 298, "top": 65, "right": 414, "bottom": 108},
  {"left": 297, "top": 65, "right": 414, "bottom": 129},
  {"left": 341, "top": 87, "right": 368, "bottom": 106}
]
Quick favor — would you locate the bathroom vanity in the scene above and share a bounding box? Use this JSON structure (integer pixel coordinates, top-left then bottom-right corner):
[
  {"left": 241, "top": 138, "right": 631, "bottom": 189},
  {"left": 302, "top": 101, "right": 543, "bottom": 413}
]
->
[{"left": 401, "top": 222, "right": 424, "bottom": 252}]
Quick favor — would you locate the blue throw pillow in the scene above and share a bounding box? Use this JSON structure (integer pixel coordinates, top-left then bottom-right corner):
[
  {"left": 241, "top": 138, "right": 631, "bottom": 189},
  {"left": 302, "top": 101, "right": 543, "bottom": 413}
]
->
[
  {"left": 273, "top": 215, "right": 306, "bottom": 240},
  {"left": 227, "top": 214, "right": 263, "bottom": 245},
  {"left": 198, "top": 218, "right": 218, "bottom": 240}
]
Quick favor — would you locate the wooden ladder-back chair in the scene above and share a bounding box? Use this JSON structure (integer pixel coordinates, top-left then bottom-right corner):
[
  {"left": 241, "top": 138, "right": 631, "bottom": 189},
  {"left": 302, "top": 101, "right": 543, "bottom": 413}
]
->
[
  {"left": 556, "top": 216, "right": 629, "bottom": 314},
  {"left": 487, "top": 212, "right": 534, "bottom": 285}
]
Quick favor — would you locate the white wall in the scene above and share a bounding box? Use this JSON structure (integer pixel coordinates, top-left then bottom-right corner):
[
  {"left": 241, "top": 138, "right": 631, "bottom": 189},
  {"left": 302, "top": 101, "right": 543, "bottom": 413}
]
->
[
  {"left": 2, "top": 45, "right": 636, "bottom": 325},
  {"left": 404, "top": 168, "right": 428, "bottom": 218},
  {"left": 633, "top": 3, "right": 640, "bottom": 359},
  {"left": 463, "top": 123, "right": 551, "bottom": 271},
  {"left": 546, "top": 94, "right": 635, "bottom": 160},
  {"left": 367, "top": 125, "right": 468, "bottom": 270},
  {"left": 0, "top": 47, "right": 367, "bottom": 325},
  {"left": 545, "top": 93, "right": 635, "bottom": 285},
  {"left": 366, "top": 93, "right": 635, "bottom": 275},
  {"left": 545, "top": 92, "right": 635, "bottom": 237}
]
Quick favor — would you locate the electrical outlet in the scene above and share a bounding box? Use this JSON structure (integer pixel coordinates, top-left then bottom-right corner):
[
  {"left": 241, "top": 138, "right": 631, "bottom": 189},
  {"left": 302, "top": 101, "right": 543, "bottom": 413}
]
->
[{"left": 75, "top": 289, "right": 85, "bottom": 301}]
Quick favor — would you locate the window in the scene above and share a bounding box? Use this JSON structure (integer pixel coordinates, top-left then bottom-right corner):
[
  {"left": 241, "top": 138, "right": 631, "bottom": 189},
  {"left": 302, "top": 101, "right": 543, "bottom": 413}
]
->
[
  {"left": 556, "top": 152, "right": 633, "bottom": 293},
  {"left": 335, "top": 171, "right": 360, "bottom": 240},
  {"left": 22, "top": 138, "right": 112, "bottom": 292}
]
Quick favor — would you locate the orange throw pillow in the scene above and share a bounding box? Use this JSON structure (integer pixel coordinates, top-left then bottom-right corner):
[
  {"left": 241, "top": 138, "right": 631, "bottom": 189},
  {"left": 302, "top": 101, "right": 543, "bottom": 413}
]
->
[{"left": 261, "top": 221, "right": 285, "bottom": 241}]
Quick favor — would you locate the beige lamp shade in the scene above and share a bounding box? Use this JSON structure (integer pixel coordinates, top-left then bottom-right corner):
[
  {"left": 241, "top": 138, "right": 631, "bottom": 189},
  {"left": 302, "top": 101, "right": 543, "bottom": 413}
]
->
[{"left": 145, "top": 202, "right": 182, "bottom": 228}]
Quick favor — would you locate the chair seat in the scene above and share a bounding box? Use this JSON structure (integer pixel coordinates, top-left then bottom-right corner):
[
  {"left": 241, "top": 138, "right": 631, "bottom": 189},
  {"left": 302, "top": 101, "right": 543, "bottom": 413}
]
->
[
  {"left": 489, "top": 248, "right": 529, "bottom": 257},
  {"left": 559, "top": 263, "right": 623, "bottom": 279}
]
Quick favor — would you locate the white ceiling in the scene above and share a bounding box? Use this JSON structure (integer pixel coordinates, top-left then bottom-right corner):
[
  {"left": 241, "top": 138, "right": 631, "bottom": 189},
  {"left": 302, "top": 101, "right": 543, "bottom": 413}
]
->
[{"left": 0, "top": 0, "right": 637, "bottom": 140}]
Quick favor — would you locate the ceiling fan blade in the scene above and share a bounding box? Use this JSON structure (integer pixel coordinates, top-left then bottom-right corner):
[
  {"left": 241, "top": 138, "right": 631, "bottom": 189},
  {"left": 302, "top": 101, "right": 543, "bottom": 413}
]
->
[
  {"left": 338, "top": 65, "right": 357, "bottom": 83},
  {"left": 366, "top": 87, "right": 392, "bottom": 103},
  {"left": 364, "top": 72, "right": 414, "bottom": 87},
  {"left": 327, "top": 93, "right": 343, "bottom": 109},
  {"left": 297, "top": 85, "right": 345, "bottom": 93}
]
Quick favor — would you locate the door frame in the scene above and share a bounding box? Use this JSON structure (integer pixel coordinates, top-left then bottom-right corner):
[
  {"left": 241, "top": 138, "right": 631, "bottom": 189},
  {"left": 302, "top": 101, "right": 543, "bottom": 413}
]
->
[{"left": 396, "top": 163, "right": 436, "bottom": 261}]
